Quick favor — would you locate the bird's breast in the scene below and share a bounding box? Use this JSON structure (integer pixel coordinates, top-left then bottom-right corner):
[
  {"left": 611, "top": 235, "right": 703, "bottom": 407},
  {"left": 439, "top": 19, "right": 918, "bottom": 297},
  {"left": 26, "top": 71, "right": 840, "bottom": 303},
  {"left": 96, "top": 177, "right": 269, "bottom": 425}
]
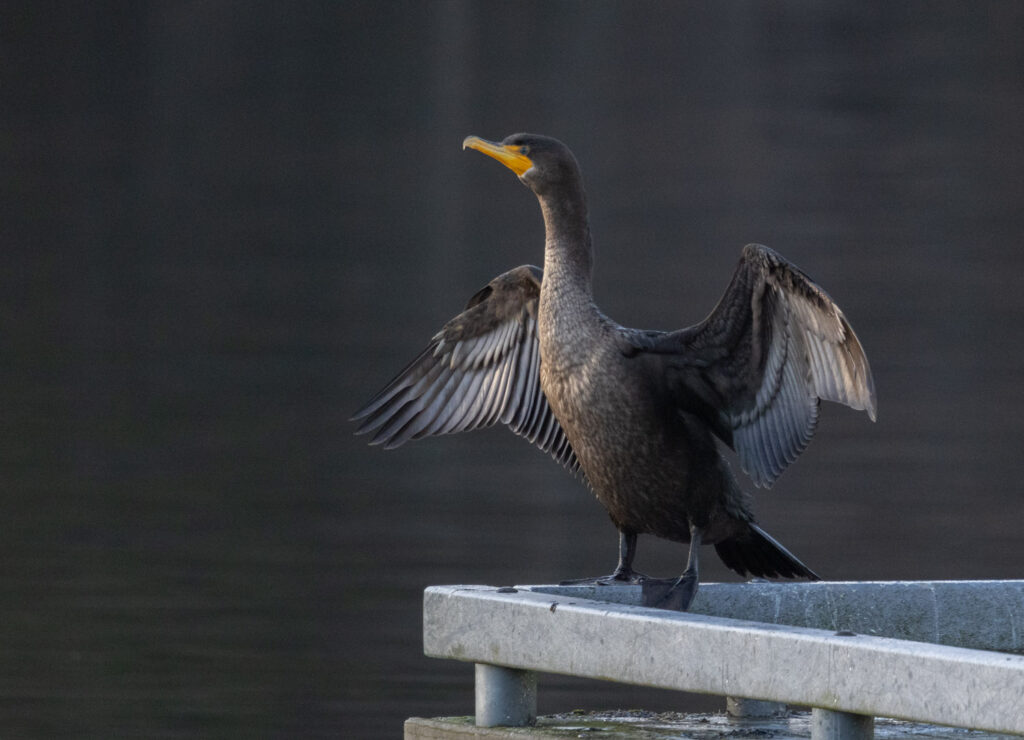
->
[
  {"left": 539, "top": 342, "right": 736, "bottom": 537},
  {"left": 541, "top": 346, "right": 680, "bottom": 477}
]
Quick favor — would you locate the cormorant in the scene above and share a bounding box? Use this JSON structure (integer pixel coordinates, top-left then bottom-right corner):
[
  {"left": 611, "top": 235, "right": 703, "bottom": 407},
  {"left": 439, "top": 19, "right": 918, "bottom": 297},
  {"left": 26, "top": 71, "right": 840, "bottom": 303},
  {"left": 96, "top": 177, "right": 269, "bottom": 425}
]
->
[{"left": 353, "top": 134, "right": 876, "bottom": 610}]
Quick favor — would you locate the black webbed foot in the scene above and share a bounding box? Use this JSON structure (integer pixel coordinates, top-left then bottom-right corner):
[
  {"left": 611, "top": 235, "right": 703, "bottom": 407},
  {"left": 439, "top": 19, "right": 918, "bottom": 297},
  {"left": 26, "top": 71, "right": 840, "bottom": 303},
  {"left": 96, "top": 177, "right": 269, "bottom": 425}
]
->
[
  {"left": 559, "top": 568, "right": 648, "bottom": 587},
  {"left": 643, "top": 522, "right": 703, "bottom": 611},
  {"left": 643, "top": 574, "right": 699, "bottom": 610}
]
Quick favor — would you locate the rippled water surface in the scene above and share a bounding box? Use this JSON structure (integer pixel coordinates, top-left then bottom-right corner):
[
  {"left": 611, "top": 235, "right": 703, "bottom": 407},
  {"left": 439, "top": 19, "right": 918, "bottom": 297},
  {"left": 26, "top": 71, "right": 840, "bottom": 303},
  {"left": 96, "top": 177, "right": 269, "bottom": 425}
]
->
[{"left": 5, "top": 3, "right": 1024, "bottom": 737}]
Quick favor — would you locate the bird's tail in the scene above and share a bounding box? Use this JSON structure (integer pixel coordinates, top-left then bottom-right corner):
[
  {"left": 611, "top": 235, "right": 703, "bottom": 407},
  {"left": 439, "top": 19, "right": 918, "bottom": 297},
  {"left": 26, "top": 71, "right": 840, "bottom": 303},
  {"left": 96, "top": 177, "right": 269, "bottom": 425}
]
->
[{"left": 714, "top": 523, "right": 820, "bottom": 580}]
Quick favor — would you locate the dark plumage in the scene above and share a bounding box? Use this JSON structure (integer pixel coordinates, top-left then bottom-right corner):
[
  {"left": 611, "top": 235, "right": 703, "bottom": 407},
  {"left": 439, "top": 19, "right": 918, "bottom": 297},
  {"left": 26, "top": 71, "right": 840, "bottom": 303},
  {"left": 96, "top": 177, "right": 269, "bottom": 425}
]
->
[{"left": 353, "top": 134, "right": 876, "bottom": 610}]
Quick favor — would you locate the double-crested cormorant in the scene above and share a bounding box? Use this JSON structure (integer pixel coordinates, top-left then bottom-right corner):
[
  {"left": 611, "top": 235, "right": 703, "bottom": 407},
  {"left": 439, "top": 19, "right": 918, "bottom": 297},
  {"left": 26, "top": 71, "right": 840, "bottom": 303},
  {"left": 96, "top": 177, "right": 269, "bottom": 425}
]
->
[{"left": 353, "top": 134, "right": 876, "bottom": 610}]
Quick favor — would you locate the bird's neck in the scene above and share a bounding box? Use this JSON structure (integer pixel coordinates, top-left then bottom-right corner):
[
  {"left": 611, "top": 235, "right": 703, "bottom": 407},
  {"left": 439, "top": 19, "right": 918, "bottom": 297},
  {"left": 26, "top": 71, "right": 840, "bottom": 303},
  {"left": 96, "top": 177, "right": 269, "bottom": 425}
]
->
[
  {"left": 538, "top": 187, "right": 594, "bottom": 301},
  {"left": 536, "top": 184, "right": 602, "bottom": 366}
]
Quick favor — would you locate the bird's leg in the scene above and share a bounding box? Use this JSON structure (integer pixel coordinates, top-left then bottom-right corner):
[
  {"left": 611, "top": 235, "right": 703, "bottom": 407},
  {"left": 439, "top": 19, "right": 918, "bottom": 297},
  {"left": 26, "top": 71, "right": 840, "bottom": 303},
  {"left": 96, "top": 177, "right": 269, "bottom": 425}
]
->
[
  {"left": 610, "top": 530, "right": 639, "bottom": 581},
  {"left": 560, "top": 530, "right": 647, "bottom": 586},
  {"left": 643, "top": 523, "right": 703, "bottom": 611}
]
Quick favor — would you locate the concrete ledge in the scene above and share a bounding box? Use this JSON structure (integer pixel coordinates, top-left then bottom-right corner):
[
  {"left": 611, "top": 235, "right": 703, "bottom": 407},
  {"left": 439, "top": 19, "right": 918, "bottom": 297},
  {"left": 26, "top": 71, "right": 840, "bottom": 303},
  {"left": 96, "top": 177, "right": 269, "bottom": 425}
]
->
[
  {"left": 526, "top": 580, "right": 1024, "bottom": 651},
  {"left": 424, "top": 584, "right": 1024, "bottom": 734},
  {"left": 405, "top": 712, "right": 1018, "bottom": 739}
]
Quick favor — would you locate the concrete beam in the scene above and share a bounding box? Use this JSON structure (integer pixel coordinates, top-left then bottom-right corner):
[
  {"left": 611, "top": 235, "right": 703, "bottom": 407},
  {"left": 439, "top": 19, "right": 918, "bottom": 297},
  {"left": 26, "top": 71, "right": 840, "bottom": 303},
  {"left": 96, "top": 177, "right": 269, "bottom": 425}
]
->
[
  {"left": 423, "top": 585, "right": 1024, "bottom": 735},
  {"left": 406, "top": 712, "right": 1010, "bottom": 740},
  {"left": 526, "top": 580, "right": 1024, "bottom": 652}
]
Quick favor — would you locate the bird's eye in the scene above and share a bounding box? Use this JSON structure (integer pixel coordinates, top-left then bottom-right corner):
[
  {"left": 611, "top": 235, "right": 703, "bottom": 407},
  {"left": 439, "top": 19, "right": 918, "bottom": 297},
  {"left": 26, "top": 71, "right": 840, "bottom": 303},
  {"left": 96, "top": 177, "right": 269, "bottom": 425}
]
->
[{"left": 519, "top": 146, "right": 529, "bottom": 155}]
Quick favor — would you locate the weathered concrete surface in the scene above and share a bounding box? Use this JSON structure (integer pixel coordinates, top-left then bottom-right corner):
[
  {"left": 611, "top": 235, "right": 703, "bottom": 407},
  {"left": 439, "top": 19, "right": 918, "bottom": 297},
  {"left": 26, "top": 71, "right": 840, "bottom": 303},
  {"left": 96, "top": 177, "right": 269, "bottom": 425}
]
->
[
  {"left": 526, "top": 581, "right": 1024, "bottom": 652},
  {"left": 424, "top": 585, "right": 1024, "bottom": 734},
  {"left": 405, "top": 711, "right": 1018, "bottom": 739}
]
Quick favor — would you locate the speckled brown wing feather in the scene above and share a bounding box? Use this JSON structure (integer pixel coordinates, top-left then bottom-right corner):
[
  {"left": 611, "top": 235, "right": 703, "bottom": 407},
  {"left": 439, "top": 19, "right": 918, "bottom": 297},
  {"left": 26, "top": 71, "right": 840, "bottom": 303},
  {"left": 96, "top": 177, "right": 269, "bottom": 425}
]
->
[
  {"left": 352, "top": 265, "right": 580, "bottom": 474},
  {"left": 650, "top": 244, "right": 876, "bottom": 488}
]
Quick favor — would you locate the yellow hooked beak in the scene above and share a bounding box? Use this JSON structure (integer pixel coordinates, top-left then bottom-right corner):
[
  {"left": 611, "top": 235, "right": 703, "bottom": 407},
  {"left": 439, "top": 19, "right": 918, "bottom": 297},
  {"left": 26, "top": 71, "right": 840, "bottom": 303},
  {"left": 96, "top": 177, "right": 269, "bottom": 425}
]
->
[{"left": 462, "top": 136, "right": 533, "bottom": 176}]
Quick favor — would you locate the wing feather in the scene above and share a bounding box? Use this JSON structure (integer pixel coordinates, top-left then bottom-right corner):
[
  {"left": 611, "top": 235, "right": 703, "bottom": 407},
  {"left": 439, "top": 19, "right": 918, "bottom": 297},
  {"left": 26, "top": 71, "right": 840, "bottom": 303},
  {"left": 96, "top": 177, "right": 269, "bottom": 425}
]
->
[
  {"left": 651, "top": 244, "right": 875, "bottom": 488},
  {"left": 353, "top": 265, "right": 581, "bottom": 475}
]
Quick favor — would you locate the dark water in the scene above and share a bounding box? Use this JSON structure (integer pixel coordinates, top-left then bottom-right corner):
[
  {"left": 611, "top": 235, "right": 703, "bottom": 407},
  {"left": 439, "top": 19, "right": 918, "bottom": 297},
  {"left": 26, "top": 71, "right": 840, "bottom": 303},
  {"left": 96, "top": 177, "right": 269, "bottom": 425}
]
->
[{"left": 4, "top": 2, "right": 1024, "bottom": 737}]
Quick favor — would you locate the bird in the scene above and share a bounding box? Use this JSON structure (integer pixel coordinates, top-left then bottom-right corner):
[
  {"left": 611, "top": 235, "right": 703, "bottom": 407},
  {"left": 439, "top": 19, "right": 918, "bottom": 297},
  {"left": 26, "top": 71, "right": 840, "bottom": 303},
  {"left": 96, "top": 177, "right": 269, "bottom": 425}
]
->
[{"left": 353, "top": 133, "right": 876, "bottom": 611}]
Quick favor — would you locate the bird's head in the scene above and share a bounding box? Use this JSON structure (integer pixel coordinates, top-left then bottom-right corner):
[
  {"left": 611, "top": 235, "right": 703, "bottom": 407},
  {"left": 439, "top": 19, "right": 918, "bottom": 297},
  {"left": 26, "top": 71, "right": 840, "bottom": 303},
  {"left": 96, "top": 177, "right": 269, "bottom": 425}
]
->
[{"left": 462, "top": 133, "right": 581, "bottom": 197}]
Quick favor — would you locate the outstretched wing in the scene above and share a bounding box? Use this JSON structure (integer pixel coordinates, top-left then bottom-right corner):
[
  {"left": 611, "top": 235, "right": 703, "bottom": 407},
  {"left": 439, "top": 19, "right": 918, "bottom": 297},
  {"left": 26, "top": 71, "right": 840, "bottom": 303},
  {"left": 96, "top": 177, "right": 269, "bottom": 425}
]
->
[
  {"left": 352, "top": 265, "right": 580, "bottom": 473},
  {"left": 649, "top": 244, "right": 876, "bottom": 488}
]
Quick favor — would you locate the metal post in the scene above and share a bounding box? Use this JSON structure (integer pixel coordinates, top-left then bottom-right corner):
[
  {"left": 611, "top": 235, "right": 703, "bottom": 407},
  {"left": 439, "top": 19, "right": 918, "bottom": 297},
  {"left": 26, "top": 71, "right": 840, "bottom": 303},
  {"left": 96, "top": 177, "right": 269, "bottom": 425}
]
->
[
  {"left": 474, "top": 663, "right": 537, "bottom": 727},
  {"left": 812, "top": 708, "right": 874, "bottom": 740}
]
